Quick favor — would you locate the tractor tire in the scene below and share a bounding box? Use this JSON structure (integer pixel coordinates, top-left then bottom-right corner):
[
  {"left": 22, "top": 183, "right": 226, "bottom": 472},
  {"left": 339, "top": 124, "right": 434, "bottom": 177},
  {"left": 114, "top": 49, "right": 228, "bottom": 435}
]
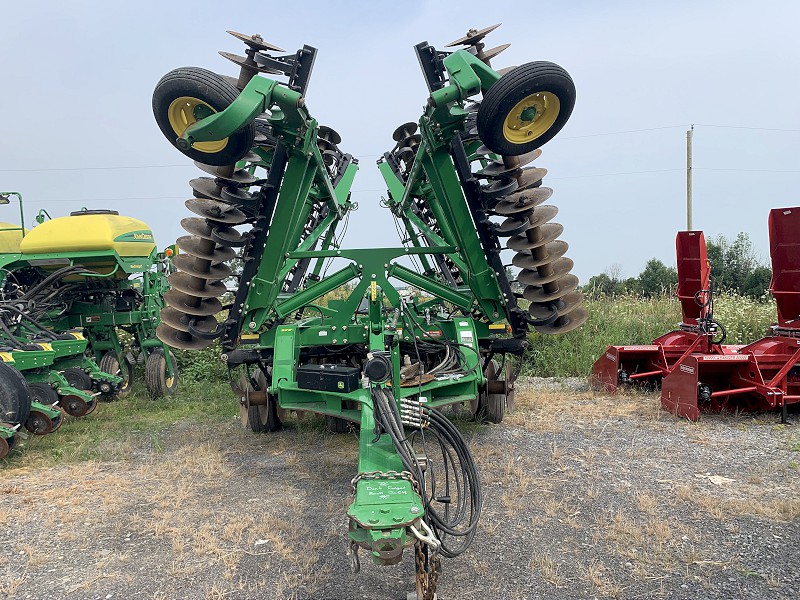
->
[
  {"left": 152, "top": 67, "right": 255, "bottom": 166},
  {"left": 99, "top": 352, "right": 133, "bottom": 399},
  {"left": 145, "top": 349, "right": 179, "bottom": 399},
  {"left": 63, "top": 367, "right": 92, "bottom": 391},
  {"left": 0, "top": 362, "right": 32, "bottom": 426},
  {"left": 28, "top": 382, "right": 59, "bottom": 406},
  {"left": 477, "top": 61, "right": 575, "bottom": 156}
]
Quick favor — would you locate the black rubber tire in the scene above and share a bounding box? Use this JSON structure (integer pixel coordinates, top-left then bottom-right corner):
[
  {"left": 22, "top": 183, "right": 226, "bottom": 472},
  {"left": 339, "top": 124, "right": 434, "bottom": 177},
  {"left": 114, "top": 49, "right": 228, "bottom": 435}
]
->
[
  {"left": 153, "top": 67, "right": 255, "bottom": 166},
  {"left": 325, "top": 415, "right": 351, "bottom": 434},
  {"left": 477, "top": 61, "right": 575, "bottom": 156},
  {"left": 0, "top": 362, "right": 32, "bottom": 426},
  {"left": 145, "top": 348, "right": 179, "bottom": 399},
  {"left": 63, "top": 367, "right": 92, "bottom": 391},
  {"left": 99, "top": 352, "right": 133, "bottom": 399},
  {"left": 475, "top": 359, "right": 505, "bottom": 424},
  {"left": 28, "top": 382, "right": 59, "bottom": 406}
]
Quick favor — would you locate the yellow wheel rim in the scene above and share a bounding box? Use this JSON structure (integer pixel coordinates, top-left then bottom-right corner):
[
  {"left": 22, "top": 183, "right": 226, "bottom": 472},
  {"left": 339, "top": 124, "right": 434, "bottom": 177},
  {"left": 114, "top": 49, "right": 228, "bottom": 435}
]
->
[
  {"left": 502, "top": 91, "right": 560, "bottom": 145},
  {"left": 167, "top": 96, "right": 229, "bottom": 154},
  {"left": 166, "top": 375, "right": 175, "bottom": 388}
]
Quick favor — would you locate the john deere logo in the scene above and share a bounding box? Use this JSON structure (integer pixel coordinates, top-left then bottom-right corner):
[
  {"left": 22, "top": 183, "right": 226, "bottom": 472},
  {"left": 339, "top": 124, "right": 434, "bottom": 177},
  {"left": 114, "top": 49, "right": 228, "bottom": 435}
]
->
[
  {"left": 337, "top": 381, "right": 344, "bottom": 390},
  {"left": 114, "top": 230, "right": 154, "bottom": 243}
]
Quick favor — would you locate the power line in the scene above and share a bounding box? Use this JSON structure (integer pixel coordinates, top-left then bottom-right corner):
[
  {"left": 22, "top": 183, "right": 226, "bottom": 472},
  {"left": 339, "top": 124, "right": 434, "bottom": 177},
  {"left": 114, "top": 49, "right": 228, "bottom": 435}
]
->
[{"left": 694, "top": 123, "right": 800, "bottom": 133}]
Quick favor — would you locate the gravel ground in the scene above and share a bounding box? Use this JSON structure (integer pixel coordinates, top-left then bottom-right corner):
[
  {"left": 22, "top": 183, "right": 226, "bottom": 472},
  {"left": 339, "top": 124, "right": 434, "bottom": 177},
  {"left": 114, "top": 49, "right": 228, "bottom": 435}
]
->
[{"left": 1, "top": 378, "right": 798, "bottom": 600}]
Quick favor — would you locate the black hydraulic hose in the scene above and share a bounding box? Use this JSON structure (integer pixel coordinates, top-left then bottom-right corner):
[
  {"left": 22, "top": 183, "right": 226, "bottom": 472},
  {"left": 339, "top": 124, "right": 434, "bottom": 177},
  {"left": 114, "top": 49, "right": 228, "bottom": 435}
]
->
[{"left": 370, "top": 387, "right": 482, "bottom": 558}]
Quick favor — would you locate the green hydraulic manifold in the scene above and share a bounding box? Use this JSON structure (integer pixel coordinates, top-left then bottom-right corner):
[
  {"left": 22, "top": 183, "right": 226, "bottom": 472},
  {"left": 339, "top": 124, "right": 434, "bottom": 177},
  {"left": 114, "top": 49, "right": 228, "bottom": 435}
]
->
[{"left": 151, "top": 25, "right": 587, "bottom": 599}]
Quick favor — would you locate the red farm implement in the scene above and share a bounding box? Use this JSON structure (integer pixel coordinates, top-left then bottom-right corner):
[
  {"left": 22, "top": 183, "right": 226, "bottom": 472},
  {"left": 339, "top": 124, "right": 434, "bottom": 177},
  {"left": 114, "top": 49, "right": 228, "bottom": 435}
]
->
[
  {"left": 592, "top": 230, "right": 736, "bottom": 394},
  {"left": 662, "top": 207, "right": 800, "bottom": 422}
]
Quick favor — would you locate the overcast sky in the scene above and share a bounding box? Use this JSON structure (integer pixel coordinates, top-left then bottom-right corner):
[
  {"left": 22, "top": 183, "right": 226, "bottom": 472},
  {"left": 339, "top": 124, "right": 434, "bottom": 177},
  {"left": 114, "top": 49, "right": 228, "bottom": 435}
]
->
[{"left": 1, "top": 0, "right": 798, "bottom": 282}]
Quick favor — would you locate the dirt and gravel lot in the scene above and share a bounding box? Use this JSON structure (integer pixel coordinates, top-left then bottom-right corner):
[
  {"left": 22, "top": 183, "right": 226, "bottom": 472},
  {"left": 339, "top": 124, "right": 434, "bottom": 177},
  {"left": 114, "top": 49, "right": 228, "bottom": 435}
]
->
[{"left": 1, "top": 378, "right": 798, "bottom": 600}]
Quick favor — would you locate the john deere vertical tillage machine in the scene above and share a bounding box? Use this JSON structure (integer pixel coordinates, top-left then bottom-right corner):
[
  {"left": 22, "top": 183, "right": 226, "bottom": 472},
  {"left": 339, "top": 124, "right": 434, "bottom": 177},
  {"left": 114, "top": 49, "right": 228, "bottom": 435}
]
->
[{"left": 152, "top": 25, "right": 586, "bottom": 598}]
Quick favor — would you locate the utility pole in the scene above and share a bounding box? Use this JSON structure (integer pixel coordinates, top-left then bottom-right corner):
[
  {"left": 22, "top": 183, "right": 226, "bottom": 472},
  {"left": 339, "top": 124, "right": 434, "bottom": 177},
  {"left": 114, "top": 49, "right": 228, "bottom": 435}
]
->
[{"left": 687, "top": 124, "right": 694, "bottom": 230}]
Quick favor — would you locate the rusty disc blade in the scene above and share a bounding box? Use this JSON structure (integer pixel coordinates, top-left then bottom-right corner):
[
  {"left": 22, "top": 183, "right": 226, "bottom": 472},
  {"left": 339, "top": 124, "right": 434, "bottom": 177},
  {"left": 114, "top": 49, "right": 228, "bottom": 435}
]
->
[
  {"left": 318, "top": 125, "right": 342, "bottom": 145},
  {"left": 160, "top": 306, "right": 218, "bottom": 334},
  {"left": 172, "top": 254, "right": 232, "bottom": 280},
  {"left": 219, "top": 51, "right": 281, "bottom": 75},
  {"left": 211, "top": 225, "right": 244, "bottom": 247},
  {"left": 445, "top": 23, "right": 501, "bottom": 47},
  {"left": 496, "top": 65, "right": 517, "bottom": 76},
  {"left": 518, "top": 257, "right": 575, "bottom": 287},
  {"left": 478, "top": 43, "right": 511, "bottom": 61},
  {"left": 220, "top": 186, "right": 256, "bottom": 205},
  {"left": 494, "top": 187, "right": 553, "bottom": 214},
  {"left": 164, "top": 289, "right": 223, "bottom": 316},
  {"left": 190, "top": 177, "right": 226, "bottom": 202},
  {"left": 176, "top": 235, "right": 235, "bottom": 263},
  {"left": 534, "top": 306, "right": 588, "bottom": 335},
  {"left": 553, "top": 290, "right": 585, "bottom": 318},
  {"left": 194, "top": 162, "right": 257, "bottom": 184},
  {"left": 392, "top": 122, "right": 419, "bottom": 142},
  {"left": 181, "top": 217, "right": 213, "bottom": 240},
  {"left": 168, "top": 272, "right": 227, "bottom": 298},
  {"left": 496, "top": 217, "right": 530, "bottom": 237},
  {"left": 525, "top": 205, "right": 559, "bottom": 228},
  {"left": 516, "top": 167, "right": 548, "bottom": 190},
  {"left": 523, "top": 274, "right": 580, "bottom": 303},
  {"left": 480, "top": 177, "right": 518, "bottom": 201},
  {"left": 512, "top": 241, "right": 569, "bottom": 269},
  {"left": 185, "top": 198, "right": 247, "bottom": 224},
  {"left": 156, "top": 322, "right": 215, "bottom": 350},
  {"left": 506, "top": 222, "right": 564, "bottom": 251},
  {"left": 226, "top": 30, "right": 284, "bottom": 52}
]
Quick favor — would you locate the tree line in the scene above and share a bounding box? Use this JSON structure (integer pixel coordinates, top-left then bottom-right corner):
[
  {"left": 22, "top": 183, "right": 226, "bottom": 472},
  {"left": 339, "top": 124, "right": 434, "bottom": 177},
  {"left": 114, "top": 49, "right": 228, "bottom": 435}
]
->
[{"left": 584, "top": 232, "right": 772, "bottom": 299}]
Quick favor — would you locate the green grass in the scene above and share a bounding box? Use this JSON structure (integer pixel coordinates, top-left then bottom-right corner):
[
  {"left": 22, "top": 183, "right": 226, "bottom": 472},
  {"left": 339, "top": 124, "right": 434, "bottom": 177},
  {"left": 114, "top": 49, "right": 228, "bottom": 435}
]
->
[
  {"left": 1, "top": 380, "right": 236, "bottom": 470},
  {"left": 525, "top": 293, "right": 777, "bottom": 377}
]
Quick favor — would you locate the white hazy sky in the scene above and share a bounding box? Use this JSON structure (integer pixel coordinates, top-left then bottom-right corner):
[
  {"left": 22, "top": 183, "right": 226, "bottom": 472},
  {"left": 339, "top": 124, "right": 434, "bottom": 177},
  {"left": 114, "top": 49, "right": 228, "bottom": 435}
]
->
[{"left": 1, "top": 0, "right": 798, "bottom": 282}]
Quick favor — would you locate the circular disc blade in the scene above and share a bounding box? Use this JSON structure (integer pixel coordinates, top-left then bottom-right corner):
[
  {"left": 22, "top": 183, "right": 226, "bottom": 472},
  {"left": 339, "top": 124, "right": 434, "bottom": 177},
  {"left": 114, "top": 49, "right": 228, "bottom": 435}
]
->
[
  {"left": 226, "top": 30, "right": 284, "bottom": 52},
  {"left": 177, "top": 236, "right": 236, "bottom": 262},
  {"left": 518, "top": 258, "right": 575, "bottom": 287},
  {"left": 219, "top": 51, "right": 280, "bottom": 75},
  {"left": 512, "top": 241, "right": 569, "bottom": 269},
  {"left": 516, "top": 167, "right": 548, "bottom": 190},
  {"left": 554, "top": 290, "right": 585, "bottom": 318},
  {"left": 479, "top": 43, "right": 511, "bottom": 61},
  {"left": 190, "top": 177, "right": 226, "bottom": 202},
  {"left": 534, "top": 306, "right": 589, "bottom": 335},
  {"left": 318, "top": 125, "right": 342, "bottom": 145},
  {"left": 172, "top": 254, "right": 232, "bottom": 280},
  {"left": 186, "top": 198, "right": 247, "bottom": 224},
  {"left": 446, "top": 23, "right": 501, "bottom": 47},
  {"left": 168, "top": 272, "right": 227, "bottom": 298},
  {"left": 507, "top": 223, "right": 564, "bottom": 251},
  {"left": 156, "top": 323, "right": 214, "bottom": 350},
  {"left": 194, "top": 162, "right": 257, "bottom": 184},
  {"left": 523, "top": 274, "right": 580, "bottom": 303},
  {"left": 160, "top": 306, "right": 218, "bottom": 334},
  {"left": 494, "top": 187, "right": 553, "bottom": 214},
  {"left": 392, "top": 122, "right": 418, "bottom": 141},
  {"left": 181, "top": 217, "right": 213, "bottom": 240},
  {"left": 496, "top": 217, "right": 530, "bottom": 237},
  {"left": 164, "top": 289, "right": 223, "bottom": 316}
]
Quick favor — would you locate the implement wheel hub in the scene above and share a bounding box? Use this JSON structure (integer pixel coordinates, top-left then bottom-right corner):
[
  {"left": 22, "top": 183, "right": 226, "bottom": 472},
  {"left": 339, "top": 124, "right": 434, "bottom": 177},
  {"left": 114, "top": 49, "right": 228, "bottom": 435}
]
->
[
  {"left": 167, "top": 96, "right": 228, "bottom": 153},
  {"left": 502, "top": 91, "right": 560, "bottom": 143}
]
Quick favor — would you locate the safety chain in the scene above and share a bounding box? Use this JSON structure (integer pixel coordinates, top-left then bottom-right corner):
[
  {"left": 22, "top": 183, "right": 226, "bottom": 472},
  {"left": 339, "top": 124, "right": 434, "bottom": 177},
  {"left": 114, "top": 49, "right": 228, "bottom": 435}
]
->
[
  {"left": 350, "top": 470, "right": 420, "bottom": 495},
  {"left": 414, "top": 540, "right": 441, "bottom": 600}
]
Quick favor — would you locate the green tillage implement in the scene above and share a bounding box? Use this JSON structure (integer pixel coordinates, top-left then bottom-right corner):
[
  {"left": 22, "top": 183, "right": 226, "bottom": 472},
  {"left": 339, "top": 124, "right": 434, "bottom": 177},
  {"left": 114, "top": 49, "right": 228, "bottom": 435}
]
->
[{"left": 152, "top": 25, "right": 586, "bottom": 599}]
